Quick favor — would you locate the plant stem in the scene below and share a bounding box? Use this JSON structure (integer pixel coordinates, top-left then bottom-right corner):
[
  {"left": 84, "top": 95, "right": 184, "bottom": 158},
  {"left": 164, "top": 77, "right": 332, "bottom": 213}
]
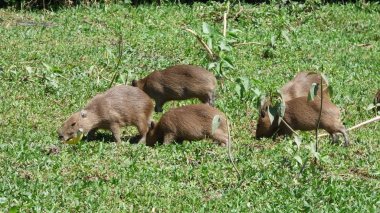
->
[
  {"left": 315, "top": 76, "right": 323, "bottom": 154},
  {"left": 108, "top": 32, "right": 123, "bottom": 88}
]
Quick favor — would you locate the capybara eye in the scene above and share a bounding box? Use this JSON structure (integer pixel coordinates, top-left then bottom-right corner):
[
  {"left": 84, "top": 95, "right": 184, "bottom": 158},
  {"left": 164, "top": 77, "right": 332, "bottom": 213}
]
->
[{"left": 71, "top": 122, "right": 76, "bottom": 126}]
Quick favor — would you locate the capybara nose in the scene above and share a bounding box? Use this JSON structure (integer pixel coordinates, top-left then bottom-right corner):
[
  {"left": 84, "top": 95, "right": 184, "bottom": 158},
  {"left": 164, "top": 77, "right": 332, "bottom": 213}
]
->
[{"left": 58, "top": 134, "right": 64, "bottom": 141}]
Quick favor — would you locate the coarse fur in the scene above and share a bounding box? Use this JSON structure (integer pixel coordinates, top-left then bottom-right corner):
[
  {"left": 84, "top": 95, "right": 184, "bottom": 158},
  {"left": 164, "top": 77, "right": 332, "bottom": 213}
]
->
[
  {"left": 280, "top": 72, "right": 329, "bottom": 102},
  {"left": 58, "top": 85, "right": 153, "bottom": 143},
  {"left": 256, "top": 96, "right": 349, "bottom": 146},
  {"left": 132, "top": 64, "right": 217, "bottom": 112},
  {"left": 145, "top": 104, "right": 228, "bottom": 146}
]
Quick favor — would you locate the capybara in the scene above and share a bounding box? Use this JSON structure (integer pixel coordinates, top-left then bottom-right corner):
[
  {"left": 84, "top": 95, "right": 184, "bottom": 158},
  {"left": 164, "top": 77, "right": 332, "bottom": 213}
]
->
[
  {"left": 145, "top": 104, "right": 228, "bottom": 146},
  {"left": 280, "top": 72, "right": 329, "bottom": 102},
  {"left": 58, "top": 85, "right": 153, "bottom": 143},
  {"left": 256, "top": 96, "right": 349, "bottom": 146},
  {"left": 132, "top": 64, "right": 217, "bottom": 112}
]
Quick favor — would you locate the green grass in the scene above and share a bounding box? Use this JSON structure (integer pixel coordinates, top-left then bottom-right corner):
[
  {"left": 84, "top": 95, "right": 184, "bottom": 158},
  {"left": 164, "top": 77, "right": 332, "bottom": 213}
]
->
[{"left": 1, "top": 2, "right": 380, "bottom": 212}]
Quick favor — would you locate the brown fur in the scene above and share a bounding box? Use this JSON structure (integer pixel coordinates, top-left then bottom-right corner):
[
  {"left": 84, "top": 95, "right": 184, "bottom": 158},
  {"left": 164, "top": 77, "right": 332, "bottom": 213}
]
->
[
  {"left": 280, "top": 72, "right": 329, "bottom": 102},
  {"left": 58, "top": 85, "right": 153, "bottom": 143},
  {"left": 146, "top": 104, "right": 228, "bottom": 146},
  {"left": 132, "top": 65, "right": 217, "bottom": 112},
  {"left": 375, "top": 90, "right": 380, "bottom": 112},
  {"left": 256, "top": 96, "right": 349, "bottom": 146}
]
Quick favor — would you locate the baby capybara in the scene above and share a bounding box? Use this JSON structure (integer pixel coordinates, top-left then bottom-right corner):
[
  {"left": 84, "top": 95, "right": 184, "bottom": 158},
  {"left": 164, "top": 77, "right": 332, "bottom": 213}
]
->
[
  {"left": 132, "top": 64, "right": 217, "bottom": 112},
  {"left": 280, "top": 72, "right": 329, "bottom": 102},
  {"left": 256, "top": 96, "right": 349, "bottom": 146},
  {"left": 58, "top": 85, "right": 153, "bottom": 143},
  {"left": 145, "top": 104, "right": 228, "bottom": 146}
]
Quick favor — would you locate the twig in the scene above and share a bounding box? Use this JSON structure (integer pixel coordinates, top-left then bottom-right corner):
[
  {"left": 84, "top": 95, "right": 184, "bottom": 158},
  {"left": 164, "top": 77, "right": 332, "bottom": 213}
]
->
[
  {"left": 223, "top": 12, "right": 228, "bottom": 37},
  {"left": 108, "top": 32, "right": 123, "bottom": 88},
  {"left": 232, "top": 41, "right": 264, "bottom": 47},
  {"left": 233, "top": 6, "right": 244, "bottom": 20},
  {"left": 318, "top": 116, "right": 380, "bottom": 138},
  {"left": 223, "top": 2, "right": 229, "bottom": 37},
  {"left": 281, "top": 118, "right": 299, "bottom": 136},
  {"left": 227, "top": 119, "right": 241, "bottom": 178},
  {"left": 315, "top": 77, "right": 323, "bottom": 153},
  {"left": 184, "top": 28, "right": 217, "bottom": 60}
]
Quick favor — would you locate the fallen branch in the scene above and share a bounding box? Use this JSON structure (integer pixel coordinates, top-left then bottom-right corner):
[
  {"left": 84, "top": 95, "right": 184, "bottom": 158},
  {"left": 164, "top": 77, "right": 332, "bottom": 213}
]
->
[
  {"left": 233, "top": 41, "right": 264, "bottom": 47},
  {"left": 227, "top": 119, "right": 241, "bottom": 178},
  {"left": 223, "top": 2, "right": 230, "bottom": 37},
  {"left": 318, "top": 116, "right": 380, "bottom": 138},
  {"left": 281, "top": 118, "right": 299, "bottom": 136},
  {"left": 184, "top": 28, "right": 217, "bottom": 60}
]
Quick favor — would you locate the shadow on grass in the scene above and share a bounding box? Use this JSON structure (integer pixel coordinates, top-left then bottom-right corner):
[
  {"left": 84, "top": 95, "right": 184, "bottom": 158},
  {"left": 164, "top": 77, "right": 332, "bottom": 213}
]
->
[{"left": 86, "top": 132, "right": 142, "bottom": 144}]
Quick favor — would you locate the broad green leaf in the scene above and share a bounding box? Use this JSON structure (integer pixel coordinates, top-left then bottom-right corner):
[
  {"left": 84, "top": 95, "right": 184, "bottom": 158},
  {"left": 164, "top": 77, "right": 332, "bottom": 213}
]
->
[
  {"left": 321, "top": 73, "right": 329, "bottom": 86},
  {"left": 239, "top": 77, "right": 250, "bottom": 91},
  {"left": 0, "top": 197, "right": 7, "bottom": 204},
  {"left": 202, "top": 22, "right": 211, "bottom": 34},
  {"left": 25, "top": 66, "right": 33, "bottom": 74},
  {"left": 222, "top": 57, "right": 234, "bottom": 69},
  {"left": 9, "top": 206, "right": 18, "bottom": 213},
  {"left": 366, "top": 103, "right": 380, "bottom": 111},
  {"left": 208, "top": 62, "right": 216, "bottom": 70},
  {"left": 207, "top": 37, "right": 213, "bottom": 50},
  {"left": 294, "top": 155, "right": 303, "bottom": 165},
  {"left": 235, "top": 84, "right": 242, "bottom": 98},
  {"left": 281, "top": 30, "right": 291, "bottom": 44},
  {"left": 268, "top": 106, "right": 277, "bottom": 124},
  {"left": 294, "top": 135, "right": 301, "bottom": 150},
  {"left": 321, "top": 155, "right": 331, "bottom": 163},
  {"left": 211, "top": 115, "right": 221, "bottom": 135},
  {"left": 270, "top": 35, "right": 276, "bottom": 47},
  {"left": 278, "top": 99, "right": 286, "bottom": 118},
  {"left": 308, "top": 83, "right": 319, "bottom": 101},
  {"left": 219, "top": 40, "right": 232, "bottom": 51}
]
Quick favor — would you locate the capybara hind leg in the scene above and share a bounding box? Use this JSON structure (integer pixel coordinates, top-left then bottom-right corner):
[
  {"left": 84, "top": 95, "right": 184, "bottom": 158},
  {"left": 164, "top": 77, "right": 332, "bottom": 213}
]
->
[
  {"left": 154, "top": 100, "right": 164, "bottom": 113},
  {"left": 110, "top": 125, "right": 122, "bottom": 143},
  {"left": 339, "top": 128, "right": 350, "bottom": 147},
  {"left": 163, "top": 134, "right": 175, "bottom": 145},
  {"left": 212, "top": 129, "right": 228, "bottom": 146},
  {"left": 200, "top": 92, "right": 215, "bottom": 106},
  {"left": 136, "top": 120, "right": 149, "bottom": 144},
  {"left": 330, "top": 133, "right": 339, "bottom": 144}
]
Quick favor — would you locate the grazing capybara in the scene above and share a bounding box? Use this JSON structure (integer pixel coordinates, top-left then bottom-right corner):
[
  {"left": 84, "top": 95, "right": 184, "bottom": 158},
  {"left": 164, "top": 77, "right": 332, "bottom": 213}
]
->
[
  {"left": 375, "top": 90, "right": 380, "bottom": 112},
  {"left": 132, "top": 64, "right": 217, "bottom": 112},
  {"left": 256, "top": 96, "right": 349, "bottom": 146},
  {"left": 145, "top": 104, "right": 228, "bottom": 146},
  {"left": 280, "top": 72, "right": 329, "bottom": 102},
  {"left": 58, "top": 85, "right": 153, "bottom": 144}
]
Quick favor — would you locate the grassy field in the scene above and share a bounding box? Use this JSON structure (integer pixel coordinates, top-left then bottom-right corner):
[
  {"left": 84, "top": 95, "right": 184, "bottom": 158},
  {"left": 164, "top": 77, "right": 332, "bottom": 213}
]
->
[{"left": 0, "top": 1, "right": 380, "bottom": 212}]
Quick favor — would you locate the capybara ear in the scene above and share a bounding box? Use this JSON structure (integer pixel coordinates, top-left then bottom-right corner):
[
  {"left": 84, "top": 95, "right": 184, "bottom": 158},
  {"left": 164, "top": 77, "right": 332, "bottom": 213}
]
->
[
  {"left": 132, "top": 80, "right": 137, "bottom": 87},
  {"left": 150, "top": 121, "right": 156, "bottom": 129},
  {"left": 80, "top": 110, "right": 87, "bottom": 118}
]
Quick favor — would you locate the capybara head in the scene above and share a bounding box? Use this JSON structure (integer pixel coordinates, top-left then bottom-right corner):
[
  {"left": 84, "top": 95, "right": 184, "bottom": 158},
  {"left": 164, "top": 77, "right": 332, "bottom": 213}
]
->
[
  {"left": 146, "top": 121, "right": 159, "bottom": 146},
  {"left": 255, "top": 100, "right": 277, "bottom": 139},
  {"left": 58, "top": 110, "right": 89, "bottom": 142}
]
